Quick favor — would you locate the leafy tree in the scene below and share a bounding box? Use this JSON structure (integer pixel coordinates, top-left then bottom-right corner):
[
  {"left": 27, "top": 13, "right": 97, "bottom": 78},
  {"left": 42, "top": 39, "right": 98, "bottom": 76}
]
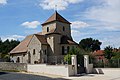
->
[
  {"left": 104, "top": 46, "right": 114, "bottom": 60},
  {"left": 79, "top": 38, "right": 102, "bottom": 52},
  {"left": 0, "top": 38, "right": 20, "bottom": 61}
]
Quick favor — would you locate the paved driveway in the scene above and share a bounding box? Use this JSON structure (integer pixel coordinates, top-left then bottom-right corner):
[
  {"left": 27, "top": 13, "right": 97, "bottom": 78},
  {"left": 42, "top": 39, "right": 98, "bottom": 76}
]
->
[{"left": 0, "top": 71, "right": 67, "bottom": 80}]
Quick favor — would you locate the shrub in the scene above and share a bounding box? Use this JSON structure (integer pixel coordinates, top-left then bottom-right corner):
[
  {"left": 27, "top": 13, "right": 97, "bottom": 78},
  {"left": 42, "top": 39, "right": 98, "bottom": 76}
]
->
[{"left": 64, "top": 54, "right": 71, "bottom": 64}]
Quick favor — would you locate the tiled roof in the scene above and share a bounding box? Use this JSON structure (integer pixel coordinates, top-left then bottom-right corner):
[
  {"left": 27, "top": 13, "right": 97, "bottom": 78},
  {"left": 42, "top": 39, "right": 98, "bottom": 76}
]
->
[
  {"left": 10, "top": 35, "right": 33, "bottom": 54},
  {"left": 93, "top": 50, "right": 104, "bottom": 56},
  {"left": 10, "top": 32, "right": 48, "bottom": 54},
  {"left": 42, "top": 11, "right": 71, "bottom": 25},
  {"left": 60, "top": 35, "right": 78, "bottom": 45},
  {"left": 34, "top": 34, "right": 48, "bottom": 45}
]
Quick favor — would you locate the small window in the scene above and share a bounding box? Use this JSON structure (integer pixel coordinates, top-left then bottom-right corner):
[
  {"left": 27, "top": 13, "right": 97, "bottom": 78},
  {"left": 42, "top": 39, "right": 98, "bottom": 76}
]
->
[
  {"left": 33, "top": 49, "right": 35, "bottom": 55},
  {"left": 67, "top": 46, "right": 70, "bottom": 53},
  {"left": 47, "top": 27, "right": 49, "bottom": 32},
  {"left": 63, "top": 26, "right": 65, "bottom": 31},
  {"left": 62, "top": 46, "right": 65, "bottom": 55},
  {"left": 44, "top": 50, "right": 47, "bottom": 55},
  {"left": 23, "top": 54, "right": 25, "bottom": 57},
  {"left": 17, "top": 57, "right": 20, "bottom": 63}
]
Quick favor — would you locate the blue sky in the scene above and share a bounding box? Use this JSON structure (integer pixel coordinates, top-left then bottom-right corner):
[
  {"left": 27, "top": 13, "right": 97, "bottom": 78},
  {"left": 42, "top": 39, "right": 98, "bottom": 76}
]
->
[{"left": 0, "top": 0, "right": 120, "bottom": 49}]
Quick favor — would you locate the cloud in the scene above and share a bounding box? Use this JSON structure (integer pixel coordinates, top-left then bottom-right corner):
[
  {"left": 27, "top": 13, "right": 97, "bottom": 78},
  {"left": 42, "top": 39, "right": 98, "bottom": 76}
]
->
[
  {"left": 24, "top": 30, "right": 40, "bottom": 35},
  {"left": 0, "top": 0, "right": 7, "bottom": 5},
  {"left": 21, "top": 21, "right": 40, "bottom": 29},
  {"left": 1, "top": 35, "right": 25, "bottom": 41},
  {"left": 40, "top": 0, "right": 83, "bottom": 11},
  {"left": 71, "top": 21, "right": 89, "bottom": 29},
  {"left": 100, "top": 34, "right": 120, "bottom": 49},
  {"left": 84, "top": 0, "right": 120, "bottom": 31}
]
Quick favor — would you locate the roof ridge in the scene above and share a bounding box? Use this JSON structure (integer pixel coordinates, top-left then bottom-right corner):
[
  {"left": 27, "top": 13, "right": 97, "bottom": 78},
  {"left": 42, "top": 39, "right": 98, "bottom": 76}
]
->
[{"left": 42, "top": 11, "right": 71, "bottom": 25}]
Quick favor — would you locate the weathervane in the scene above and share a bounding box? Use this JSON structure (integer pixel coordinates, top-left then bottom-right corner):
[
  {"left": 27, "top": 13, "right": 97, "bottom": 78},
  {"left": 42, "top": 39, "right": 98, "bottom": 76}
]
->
[{"left": 54, "top": 5, "right": 57, "bottom": 11}]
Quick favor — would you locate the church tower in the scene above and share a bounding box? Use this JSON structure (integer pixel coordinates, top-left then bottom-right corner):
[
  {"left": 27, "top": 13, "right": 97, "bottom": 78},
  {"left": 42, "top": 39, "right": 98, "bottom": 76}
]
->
[
  {"left": 41, "top": 11, "right": 71, "bottom": 38},
  {"left": 41, "top": 11, "right": 77, "bottom": 56}
]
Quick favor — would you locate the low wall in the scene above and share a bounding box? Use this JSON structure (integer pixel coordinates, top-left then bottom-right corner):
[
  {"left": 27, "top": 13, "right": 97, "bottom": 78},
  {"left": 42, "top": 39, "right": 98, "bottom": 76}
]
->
[
  {"left": 93, "top": 68, "right": 120, "bottom": 77},
  {"left": 0, "top": 62, "right": 27, "bottom": 71},
  {"left": 27, "top": 64, "right": 75, "bottom": 77},
  {"left": 86, "top": 64, "right": 93, "bottom": 73}
]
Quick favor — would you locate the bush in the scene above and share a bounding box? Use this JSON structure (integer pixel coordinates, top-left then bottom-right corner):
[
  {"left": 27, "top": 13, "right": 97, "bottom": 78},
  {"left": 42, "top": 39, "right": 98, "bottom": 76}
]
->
[{"left": 64, "top": 54, "right": 71, "bottom": 64}]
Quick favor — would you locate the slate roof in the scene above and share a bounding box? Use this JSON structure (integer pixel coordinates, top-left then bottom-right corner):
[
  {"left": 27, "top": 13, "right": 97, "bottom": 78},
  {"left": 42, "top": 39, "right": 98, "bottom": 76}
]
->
[{"left": 42, "top": 11, "right": 71, "bottom": 25}]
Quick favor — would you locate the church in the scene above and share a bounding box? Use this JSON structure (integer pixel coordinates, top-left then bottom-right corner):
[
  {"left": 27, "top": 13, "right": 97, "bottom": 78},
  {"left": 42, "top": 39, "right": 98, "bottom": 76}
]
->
[{"left": 10, "top": 11, "right": 78, "bottom": 64}]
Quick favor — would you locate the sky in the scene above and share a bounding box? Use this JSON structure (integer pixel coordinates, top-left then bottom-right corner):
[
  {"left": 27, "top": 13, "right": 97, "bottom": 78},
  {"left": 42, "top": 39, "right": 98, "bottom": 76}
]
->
[{"left": 0, "top": 0, "right": 120, "bottom": 49}]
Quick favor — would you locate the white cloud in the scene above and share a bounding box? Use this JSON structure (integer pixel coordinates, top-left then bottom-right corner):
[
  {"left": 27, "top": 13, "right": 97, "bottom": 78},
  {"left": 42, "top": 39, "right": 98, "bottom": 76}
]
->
[
  {"left": 100, "top": 35, "right": 120, "bottom": 49},
  {"left": 1, "top": 35, "right": 25, "bottom": 41},
  {"left": 0, "top": 0, "right": 7, "bottom": 5},
  {"left": 71, "top": 21, "right": 89, "bottom": 29},
  {"left": 84, "top": 0, "right": 120, "bottom": 30},
  {"left": 24, "top": 30, "right": 40, "bottom": 35},
  {"left": 21, "top": 21, "right": 40, "bottom": 29},
  {"left": 71, "top": 30, "right": 81, "bottom": 42},
  {"left": 40, "top": 0, "right": 83, "bottom": 11}
]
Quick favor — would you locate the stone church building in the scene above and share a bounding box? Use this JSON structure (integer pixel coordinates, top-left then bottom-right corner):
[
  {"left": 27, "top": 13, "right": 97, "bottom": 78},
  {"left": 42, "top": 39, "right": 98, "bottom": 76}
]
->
[{"left": 10, "top": 11, "right": 78, "bottom": 64}]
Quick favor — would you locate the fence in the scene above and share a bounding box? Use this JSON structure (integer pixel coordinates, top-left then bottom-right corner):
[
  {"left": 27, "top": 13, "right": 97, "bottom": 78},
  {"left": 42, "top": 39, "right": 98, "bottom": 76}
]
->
[{"left": 92, "top": 59, "right": 120, "bottom": 68}]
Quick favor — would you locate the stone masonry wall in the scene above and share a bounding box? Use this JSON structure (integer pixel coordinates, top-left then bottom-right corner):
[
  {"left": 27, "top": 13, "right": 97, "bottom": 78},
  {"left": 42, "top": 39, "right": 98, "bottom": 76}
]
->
[{"left": 0, "top": 62, "right": 27, "bottom": 71}]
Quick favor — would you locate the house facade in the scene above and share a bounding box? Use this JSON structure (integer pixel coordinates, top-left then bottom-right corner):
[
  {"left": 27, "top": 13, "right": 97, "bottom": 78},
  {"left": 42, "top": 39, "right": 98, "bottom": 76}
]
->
[{"left": 10, "top": 11, "right": 78, "bottom": 64}]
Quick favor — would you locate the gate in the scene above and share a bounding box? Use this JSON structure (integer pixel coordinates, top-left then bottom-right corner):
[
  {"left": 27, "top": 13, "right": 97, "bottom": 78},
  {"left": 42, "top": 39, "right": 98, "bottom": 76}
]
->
[{"left": 77, "top": 56, "right": 86, "bottom": 74}]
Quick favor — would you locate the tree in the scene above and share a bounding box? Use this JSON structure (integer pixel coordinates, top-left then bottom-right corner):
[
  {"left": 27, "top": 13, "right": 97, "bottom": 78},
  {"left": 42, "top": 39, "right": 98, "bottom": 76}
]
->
[
  {"left": 79, "top": 38, "right": 102, "bottom": 52},
  {"left": 0, "top": 38, "right": 2, "bottom": 44},
  {"left": 0, "top": 38, "right": 20, "bottom": 61},
  {"left": 104, "top": 46, "right": 114, "bottom": 60},
  {"left": 64, "top": 47, "right": 89, "bottom": 66}
]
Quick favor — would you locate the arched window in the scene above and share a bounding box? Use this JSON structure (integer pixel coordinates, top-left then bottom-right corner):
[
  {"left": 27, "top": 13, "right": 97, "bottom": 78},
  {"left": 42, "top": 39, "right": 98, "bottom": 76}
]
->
[
  {"left": 67, "top": 46, "right": 69, "bottom": 53},
  {"left": 63, "top": 26, "right": 65, "bottom": 31},
  {"left": 47, "top": 27, "right": 49, "bottom": 32},
  {"left": 62, "top": 46, "right": 64, "bottom": 55},
  {"left": 28, "top": 52, "right": 31, "bottom": 63},
  {"left": 17, "top": 57, "right": 20, "bottom": 63},
  {"left": 33, "top": 49, "right": 35, "bottom": 55}
]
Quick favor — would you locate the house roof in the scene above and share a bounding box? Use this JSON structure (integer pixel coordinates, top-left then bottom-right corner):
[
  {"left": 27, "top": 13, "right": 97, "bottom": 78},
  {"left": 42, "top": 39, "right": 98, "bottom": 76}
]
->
[
  {"left": 60, "top": 35, "right": 78, "bottom": 45},
  {"left": 10, "top": 33, "right": 48, "bottom": 54},
  {"left": 93, "top": 50, "right": 104, "bottom": 56},
  {"left": 42, "top": 11, "right": 71, "bottom": 25},
  {"left": 10, "top": 35, "right": 33, "bottom": 54}
]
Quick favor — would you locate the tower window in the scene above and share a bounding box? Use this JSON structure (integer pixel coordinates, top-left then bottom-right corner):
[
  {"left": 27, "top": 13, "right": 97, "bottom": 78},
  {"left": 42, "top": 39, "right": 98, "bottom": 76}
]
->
[
  {"left": 63, "top": 26, "right": 65, "bottom": 31},
  {"left": 47, "top": 27, "right": 49, "bottom": 32}
]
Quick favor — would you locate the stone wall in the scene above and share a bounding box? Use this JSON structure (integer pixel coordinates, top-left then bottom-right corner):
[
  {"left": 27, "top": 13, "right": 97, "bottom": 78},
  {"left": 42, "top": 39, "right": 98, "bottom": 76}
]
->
[{"left": 0, "top": 62, "right": 27, "bottom": 71}]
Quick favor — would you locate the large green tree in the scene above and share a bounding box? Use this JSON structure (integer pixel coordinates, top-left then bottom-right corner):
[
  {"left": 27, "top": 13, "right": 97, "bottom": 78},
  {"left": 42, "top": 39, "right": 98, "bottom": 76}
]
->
[{"left": 79, "top": 38, "right": 102, "bottom": 52}]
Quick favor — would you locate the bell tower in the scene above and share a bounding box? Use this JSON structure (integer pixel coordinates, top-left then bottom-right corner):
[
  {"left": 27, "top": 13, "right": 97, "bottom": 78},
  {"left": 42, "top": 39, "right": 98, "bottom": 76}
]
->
[{"left": 41, "top": 11, "right": 71, "bottom": 38}]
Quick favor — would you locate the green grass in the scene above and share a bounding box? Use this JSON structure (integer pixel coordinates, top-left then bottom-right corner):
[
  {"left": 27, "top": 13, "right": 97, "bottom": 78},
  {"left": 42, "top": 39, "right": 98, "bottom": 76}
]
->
[{"left": 0, "top": 69, "right": 20, "bottom": 72}]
